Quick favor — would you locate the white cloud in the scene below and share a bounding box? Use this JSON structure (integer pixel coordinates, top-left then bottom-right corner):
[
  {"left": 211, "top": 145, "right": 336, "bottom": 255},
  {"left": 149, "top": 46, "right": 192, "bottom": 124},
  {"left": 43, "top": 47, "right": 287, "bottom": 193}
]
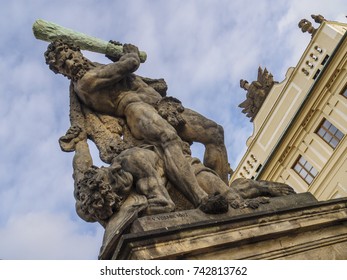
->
[{"left": 0, "top": 212, "right": 103, "bottom": 259}]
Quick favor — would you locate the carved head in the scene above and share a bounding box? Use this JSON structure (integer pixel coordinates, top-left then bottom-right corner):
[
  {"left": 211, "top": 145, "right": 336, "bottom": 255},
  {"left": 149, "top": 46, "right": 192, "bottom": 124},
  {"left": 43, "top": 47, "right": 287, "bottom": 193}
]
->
[
  {"left": 75, "top": 166, "right": 133, "bottom": 223},
  {"left": 44, "top": 40, "right": 90, "bottom": 81}
]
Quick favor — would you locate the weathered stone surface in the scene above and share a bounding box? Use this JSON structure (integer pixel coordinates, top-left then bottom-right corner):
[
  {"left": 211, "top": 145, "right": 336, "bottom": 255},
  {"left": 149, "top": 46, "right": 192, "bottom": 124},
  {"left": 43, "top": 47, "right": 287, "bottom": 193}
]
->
[
  {"left": 131, "top": 193, "right": 317, "bottom": 232},
  {"left": 41, "top": 33, "right": 297, "bottom": 232},
  {"left": 239, "top": 67, "right": 277, "bottom": 121},
  {"left": 113, "top": 195, "right": 347, "bottom": 260}
]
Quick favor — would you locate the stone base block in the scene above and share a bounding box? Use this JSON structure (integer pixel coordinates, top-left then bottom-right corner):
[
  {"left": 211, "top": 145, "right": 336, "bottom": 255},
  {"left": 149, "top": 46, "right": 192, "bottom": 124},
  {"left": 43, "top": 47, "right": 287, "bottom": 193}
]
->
[{"left": 104, "top": 193, "right": 347, "bottom": 259}]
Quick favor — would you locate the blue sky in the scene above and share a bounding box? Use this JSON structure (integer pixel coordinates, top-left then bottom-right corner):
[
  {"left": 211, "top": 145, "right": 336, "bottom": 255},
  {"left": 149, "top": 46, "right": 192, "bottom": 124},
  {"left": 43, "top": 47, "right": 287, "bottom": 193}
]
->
[{"left": 0, "top": 0, "right": 345, "bottom": 259}]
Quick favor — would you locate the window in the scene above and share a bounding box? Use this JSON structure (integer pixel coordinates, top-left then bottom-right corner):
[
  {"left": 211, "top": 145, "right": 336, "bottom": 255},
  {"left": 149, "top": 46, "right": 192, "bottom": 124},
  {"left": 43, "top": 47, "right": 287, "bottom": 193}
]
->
[
  {"left": 292, "top": 156, "right": 318, "bottom": 184},
  {"left": 342, "top": 87, "right": 347, "bottom": 98},
  {"left": 316, "top": 119, "right": 344, "bottom": 149},
  {"left": 313, "top": 69, "right": 321, "bottom": 80},
  {"left": 321, "top": 54, "right": 329, "bottom": 65},
  {"left": 255, "top": 164, "right": 262, "bottom": 173}
]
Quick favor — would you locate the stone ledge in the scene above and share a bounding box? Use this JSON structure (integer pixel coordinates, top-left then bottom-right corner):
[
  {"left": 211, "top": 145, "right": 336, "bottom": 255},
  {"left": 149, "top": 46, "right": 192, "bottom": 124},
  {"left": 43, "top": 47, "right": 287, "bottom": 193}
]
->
[
  {"left": 112, "top": 194, "right": 347, "bottom": 259},
  {"left": 131, "top": 192, "right": 318, "bottom": 232}
]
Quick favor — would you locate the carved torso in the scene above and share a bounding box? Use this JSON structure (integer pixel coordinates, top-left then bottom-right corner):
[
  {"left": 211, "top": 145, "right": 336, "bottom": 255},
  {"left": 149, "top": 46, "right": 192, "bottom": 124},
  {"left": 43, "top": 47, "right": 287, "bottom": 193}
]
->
[{"left": 75, "top": 72, "right": 162, "bottom": 117}]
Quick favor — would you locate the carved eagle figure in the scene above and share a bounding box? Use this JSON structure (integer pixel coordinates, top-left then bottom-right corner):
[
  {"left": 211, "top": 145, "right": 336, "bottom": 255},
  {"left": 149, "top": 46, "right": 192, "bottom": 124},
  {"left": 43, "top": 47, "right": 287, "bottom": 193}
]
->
[{"left": 239, "top": 67, "right": 277, "bottom": 122}]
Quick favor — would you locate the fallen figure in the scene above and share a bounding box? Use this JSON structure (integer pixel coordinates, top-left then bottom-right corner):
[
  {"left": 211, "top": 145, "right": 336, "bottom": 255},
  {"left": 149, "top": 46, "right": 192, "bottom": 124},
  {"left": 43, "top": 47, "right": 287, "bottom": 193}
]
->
[{"left": 191, "top": 164, "right": 296, "bottom": 214}]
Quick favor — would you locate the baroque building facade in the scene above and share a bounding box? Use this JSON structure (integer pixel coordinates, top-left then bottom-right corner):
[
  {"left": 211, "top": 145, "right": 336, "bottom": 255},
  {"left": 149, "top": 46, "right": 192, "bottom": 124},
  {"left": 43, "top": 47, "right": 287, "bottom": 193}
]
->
[{"left": 231, "top": 16, "right": 347, "bottom": 201}]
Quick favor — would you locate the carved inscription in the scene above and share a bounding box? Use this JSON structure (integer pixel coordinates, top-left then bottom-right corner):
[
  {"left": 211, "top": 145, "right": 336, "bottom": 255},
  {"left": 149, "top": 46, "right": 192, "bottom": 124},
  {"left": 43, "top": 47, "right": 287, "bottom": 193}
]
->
[{"left": 150, "top": 212, "right": 189, "bottom": 221}]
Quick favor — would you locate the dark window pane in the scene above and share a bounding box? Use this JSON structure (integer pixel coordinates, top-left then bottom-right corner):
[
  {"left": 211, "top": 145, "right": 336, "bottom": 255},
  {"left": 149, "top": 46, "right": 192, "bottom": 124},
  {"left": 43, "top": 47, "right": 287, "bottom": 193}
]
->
[
  {"left": 343, "top": 88, "right": 347, "bottom": 98},
  {"left": 300, "top": 169, "right": 308, "bottom": 178},
  {"left": 323, "top": 119, "right": 331, "bottom": 128},
  {"left": 293, "top": 156, "right": 317, "bottom": 185},
  {"left": 336, "top": 130, "right": 344, "bottom": 140},
  {"left": 311, "top": 168, "right": 318, "bottom": 177},
  {"left": 294, "top": 164, "right": 301, "bottom": 173},
  {"left": 306, "top": 175, "right": 313, "bottom": 184},
  {"left": 330, "top": 138, "right": 338, "bottom": 148},
  {"left": 299, "top": 157, "right": 306, "bottom": 165},
  {"left": 304, "top": 161, "right": 312, "bottom": 170},
  {"left": 317, "top": 128, "right": 325, "bottom": 137},
  {"left": 316, "top": 118, "right": 344, "bottom": 149},
  {"left": 329, "top": 126, "right": 337, "bottom": 135},
  {"left": 323, "top": 133, "right": 332, "bottom": 143}
]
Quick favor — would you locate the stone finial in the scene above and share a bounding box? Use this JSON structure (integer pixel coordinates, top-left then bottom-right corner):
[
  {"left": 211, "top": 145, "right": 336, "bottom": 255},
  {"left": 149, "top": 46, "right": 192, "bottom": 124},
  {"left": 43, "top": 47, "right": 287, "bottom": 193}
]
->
[
  {"left": 298, "top": 19, "right": 317, "bottom": 36},
  {"left": 311, "top": 14, "right": 326, "bottom": 24}
]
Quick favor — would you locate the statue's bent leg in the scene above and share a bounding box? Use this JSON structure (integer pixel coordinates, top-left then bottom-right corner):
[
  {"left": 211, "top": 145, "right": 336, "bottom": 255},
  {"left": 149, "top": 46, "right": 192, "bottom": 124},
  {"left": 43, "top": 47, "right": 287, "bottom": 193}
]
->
[
  {"left": 161, "top": 140, "right": 208, "bottom": 206},
  {"left": 136, "top": 176, "right": 175, "bottom": 214},
  {"left": 178, "top": 108, "right": 229, "bottom": 183},
  {"left": 115, "top": 148, "right": 175, "bottom": 215},
  {"left": 192, "top": 160, "right": 244, "bottom": 209},
  {"left": 124, "top": 103, "right": 209, "bottom": 207}
]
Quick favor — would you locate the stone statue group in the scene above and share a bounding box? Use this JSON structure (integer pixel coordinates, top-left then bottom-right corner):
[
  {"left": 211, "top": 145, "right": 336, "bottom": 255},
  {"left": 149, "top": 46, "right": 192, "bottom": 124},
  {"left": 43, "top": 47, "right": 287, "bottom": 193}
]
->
[{"left": 43, "top": 39, "right": 294, "bottom": 228}]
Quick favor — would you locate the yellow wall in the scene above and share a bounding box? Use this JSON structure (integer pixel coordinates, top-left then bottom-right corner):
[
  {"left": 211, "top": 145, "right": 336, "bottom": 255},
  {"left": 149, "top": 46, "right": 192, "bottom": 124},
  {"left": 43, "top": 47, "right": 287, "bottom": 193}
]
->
[{"left": 231, "top": 21, "right": 347, "bottom": 201}]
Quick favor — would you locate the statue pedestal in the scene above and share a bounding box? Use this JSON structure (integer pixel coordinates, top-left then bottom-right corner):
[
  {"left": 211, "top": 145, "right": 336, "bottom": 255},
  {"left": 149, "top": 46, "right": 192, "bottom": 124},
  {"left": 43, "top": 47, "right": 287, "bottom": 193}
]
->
[{"left": 102, "top": 193, "right": 347, "bottom": 260}]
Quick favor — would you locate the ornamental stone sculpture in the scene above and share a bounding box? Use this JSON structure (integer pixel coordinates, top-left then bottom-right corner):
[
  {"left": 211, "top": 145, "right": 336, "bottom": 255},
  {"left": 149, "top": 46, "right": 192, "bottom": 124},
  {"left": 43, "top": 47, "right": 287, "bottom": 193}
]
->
[
  {"left": 34, "top": 20, "right": 295, "bottom": 233},
  {"left": 239, "top": 67, "right": 277, "bottom": 121}
]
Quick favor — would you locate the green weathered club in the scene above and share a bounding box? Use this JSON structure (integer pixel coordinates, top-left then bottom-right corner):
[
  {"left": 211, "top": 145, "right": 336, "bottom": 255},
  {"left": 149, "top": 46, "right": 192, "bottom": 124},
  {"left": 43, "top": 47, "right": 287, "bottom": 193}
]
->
[{"left": 32, "top": 19, "right": 147, "bottom": 63}]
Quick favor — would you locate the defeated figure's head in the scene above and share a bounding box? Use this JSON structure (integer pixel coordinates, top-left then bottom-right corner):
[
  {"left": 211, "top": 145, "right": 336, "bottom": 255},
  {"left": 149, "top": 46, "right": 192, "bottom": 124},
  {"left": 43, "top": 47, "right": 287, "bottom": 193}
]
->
[{"left": 75, "top": 166, "right": 133, "bottom": 223}]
